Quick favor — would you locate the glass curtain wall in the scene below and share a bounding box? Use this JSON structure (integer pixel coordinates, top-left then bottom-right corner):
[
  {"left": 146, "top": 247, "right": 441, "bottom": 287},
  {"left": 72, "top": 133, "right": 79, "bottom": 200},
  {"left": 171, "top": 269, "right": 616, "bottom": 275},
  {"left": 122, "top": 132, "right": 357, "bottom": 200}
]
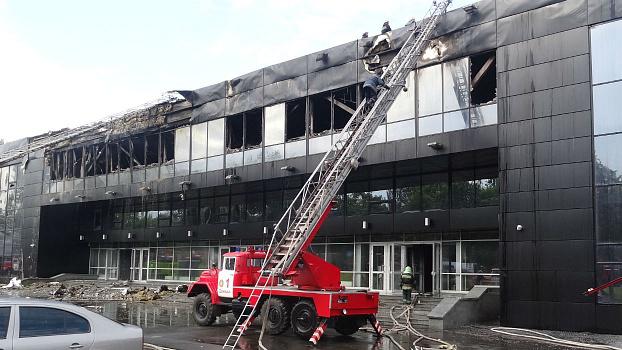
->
[{"left": 591, "top": 19, "right": 622, "bottom": 304}]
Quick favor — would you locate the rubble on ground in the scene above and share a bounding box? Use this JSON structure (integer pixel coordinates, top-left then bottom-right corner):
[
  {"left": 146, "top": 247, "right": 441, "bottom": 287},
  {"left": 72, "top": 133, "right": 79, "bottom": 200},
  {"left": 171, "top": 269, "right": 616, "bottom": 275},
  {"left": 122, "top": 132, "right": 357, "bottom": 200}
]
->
[{"left": 0, "top": 279, "right": 189, "bottom": 303}]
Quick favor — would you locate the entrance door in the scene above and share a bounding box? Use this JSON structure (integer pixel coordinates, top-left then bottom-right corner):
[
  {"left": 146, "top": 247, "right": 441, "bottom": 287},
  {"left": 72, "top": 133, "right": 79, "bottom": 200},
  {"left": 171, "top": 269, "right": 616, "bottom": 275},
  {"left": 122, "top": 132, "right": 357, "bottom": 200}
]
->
[
  {"left": 370, "top": 244, "right": 391, "bottom": 293},
  {"left": 403, "top": 243, "right": 440, "bottom": 295},
  {"left": 118, "top": 250, "right": 132, "bottom": 280},
  {"left": 131, "top": 249, "right": 149, "bottom": 281}
]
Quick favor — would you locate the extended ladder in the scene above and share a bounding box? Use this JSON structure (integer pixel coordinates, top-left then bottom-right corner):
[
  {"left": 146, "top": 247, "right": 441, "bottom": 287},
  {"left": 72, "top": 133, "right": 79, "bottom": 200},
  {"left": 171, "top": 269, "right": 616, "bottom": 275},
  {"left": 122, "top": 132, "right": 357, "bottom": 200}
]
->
[
  {"left": 0, "top": 93, "right": 181, "bottom": 166},
  {"left": 222, "top": 1, "right": 452, "bottom": 349}
]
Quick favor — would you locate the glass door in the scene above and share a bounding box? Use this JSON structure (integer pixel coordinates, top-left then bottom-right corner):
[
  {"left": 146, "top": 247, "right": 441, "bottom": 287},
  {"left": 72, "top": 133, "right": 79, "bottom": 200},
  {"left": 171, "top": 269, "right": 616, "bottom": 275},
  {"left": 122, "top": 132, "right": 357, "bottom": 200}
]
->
[
  {"left": 370, "top": 244, "right": 391, "bottom": 293},
  {"left": 131, "top": 249, "right": 149, "bottom": 281}
]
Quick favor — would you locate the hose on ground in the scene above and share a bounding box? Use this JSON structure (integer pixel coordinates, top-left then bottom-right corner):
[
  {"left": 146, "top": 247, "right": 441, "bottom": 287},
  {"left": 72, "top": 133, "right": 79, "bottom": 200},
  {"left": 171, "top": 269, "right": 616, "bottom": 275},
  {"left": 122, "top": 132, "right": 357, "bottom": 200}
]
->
[
  {"left": 490, "top": 327, "right": 622, "bottom": 350},
  {"left": 362, "top": 296, "right": 457, "bottom": 350},
  {"left": 143, "top": 343, "right": 177, "bottom": 350}
]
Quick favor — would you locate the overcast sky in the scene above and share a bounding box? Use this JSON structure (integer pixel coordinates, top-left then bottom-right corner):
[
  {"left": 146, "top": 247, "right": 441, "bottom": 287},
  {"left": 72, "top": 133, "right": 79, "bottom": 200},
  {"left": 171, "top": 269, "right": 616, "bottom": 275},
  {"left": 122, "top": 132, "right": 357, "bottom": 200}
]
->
[{"left": 0, "top": 0, "right": 474, "bottom": 143}]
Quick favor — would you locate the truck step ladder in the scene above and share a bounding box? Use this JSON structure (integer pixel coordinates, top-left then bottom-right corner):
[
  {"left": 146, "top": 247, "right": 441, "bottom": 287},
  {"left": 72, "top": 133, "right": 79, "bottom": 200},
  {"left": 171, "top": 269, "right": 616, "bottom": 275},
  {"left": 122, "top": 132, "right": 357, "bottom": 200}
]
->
[
  {"left": 0, "top": 93, "right": 181, "bottom": 166},
  {"left": 223, "top": 1, "right": 452, "bottom": 348}
]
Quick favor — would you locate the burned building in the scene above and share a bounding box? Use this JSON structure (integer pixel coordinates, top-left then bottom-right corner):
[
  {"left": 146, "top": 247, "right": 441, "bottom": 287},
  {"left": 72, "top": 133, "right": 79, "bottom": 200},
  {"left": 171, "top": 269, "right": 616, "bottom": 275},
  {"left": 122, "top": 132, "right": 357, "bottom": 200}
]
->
[{"left": 1, "top": 0, "right": 621, "bottom": 333}]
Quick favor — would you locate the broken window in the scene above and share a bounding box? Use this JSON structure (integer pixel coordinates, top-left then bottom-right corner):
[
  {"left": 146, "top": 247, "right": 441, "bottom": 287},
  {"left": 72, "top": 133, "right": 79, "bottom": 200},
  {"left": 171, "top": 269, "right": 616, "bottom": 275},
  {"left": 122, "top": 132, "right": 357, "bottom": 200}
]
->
[
  {"left": 332, "top": 86, "right": 357, "bottom": 131},
  {"left": 244, "top": 109, "right": 262, "bottom": 149},
  {"left": 470, "top": 51, "right": 496, "bottom": 105},
  {"left": 443, "top": 57, "right": 470, "bottom": 111},
  {"left": 286, "top": 98, "right": 306, "bottom": 141},
  {"left": 161, "top": 131, "right": 175, "bottom": 164},
  {"left": 310, "top": 92, "right": 331, "bottom": 135},
  {"left": 107, "top": 143, "right": 119, "bottom": 173},
  {"left": 119, "top": 139, "right": 131, "bottom": 171},
  {"left": 226, "top": 114, "right": 244, "bottom": 152},
  {"left": 72, "top": 147, "right": 83, "bottom": 178},
  {"left": 84, "top": 146, "right": 95, "bottom": 177},
  {"left": 265, "top": 104, "right": 285, "bottom": 146},
  {"left": 94, "top": 144, "right": 106, "bottom": 175},
  {"left": 208, "top": 119, "right": 224, "bottom": 156},
  {"left": 131, "top": 136, "right": 145, "bottom": 168},
  {"left": 145, "top": 134, "right": 159, "bottom": 166}
]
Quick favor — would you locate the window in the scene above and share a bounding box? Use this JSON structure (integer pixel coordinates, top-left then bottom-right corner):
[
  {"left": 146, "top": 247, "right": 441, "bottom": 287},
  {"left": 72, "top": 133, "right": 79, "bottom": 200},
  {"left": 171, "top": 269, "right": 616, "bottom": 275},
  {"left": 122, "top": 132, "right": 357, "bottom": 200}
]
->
[
  {"left": 332, "top": 86, "right": 356, "bottom": 130},
  {"left": 421, "top": 173, "right": 449, "bottom": 210},
  {"left": 286, "top": 98, "right": 306, "bottom": 141},
  {"left": 244, "top": 109, "right": 263, "bottom": 149},
  {"left": 131, "top": 136, "right": 145, "bottom": 168},
  {"left": 396, "top": 176, "right": 421, "bottom": 213},
  {"left": 230, "top": 195, "right": 245, "bottom": 223},
  {"left": 224, "top": 257, "right": 236, "bottom": 271},
  {"left": 595, "top": 185, "right": 622, "bottom": 244},
  {"left": 443, "top": 58, "right": 470, "bottom": 112},
  {"left": 418, "top": 64, "right": 443, "bottom": 117},
  {"left": 207, "top": 119, "right": 225, "bottom": 156},
  {"left": 161, "top": 131, "right": 175, "bottom": 164},
  {"left": 470, "top": 51, "right": 496, "bottom": 105},
  {"left": 145, "top": 134, "right": 159, "bottom": 166},
  {"left": 593, "top": 81, "right": 622, "bottom": 136},
  {"left": 0, "top": 307, "right": 9, "bottom": 339},
  {"left": 19, "top": 307, "right": 90, "bottom": 337},
  {"left": 175, "top": 127, "right": 191, "bottom": 163},
  {"left": 265, "top": 104, "right": 285, "bottom": 146},
  {"left": 246, "top": 192, "right": 264, "bottom": 222},
  {"left": 591, "top": 19, "right": 622, "bottom": 84},
  {"left": 226, "top": 114, "right": 244, "bottom": 151},
  {"left": 387, "top": 71, "right": 415, "bottom": 123},
  {"left": 310, "top": 92, "right": 332, "bottom": 135},
  {"left": 452, "top": 170, "right": 477, "bottom": 208},
  {"left": 191, "top": 123, "right": 208, "bottom": 159}
]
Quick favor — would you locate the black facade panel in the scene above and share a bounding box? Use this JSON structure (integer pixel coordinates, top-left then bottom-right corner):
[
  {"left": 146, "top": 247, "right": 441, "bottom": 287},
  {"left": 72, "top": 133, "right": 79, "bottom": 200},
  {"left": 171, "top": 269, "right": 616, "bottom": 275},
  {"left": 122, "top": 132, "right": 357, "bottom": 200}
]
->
[
  {"left": 449, "top": 125, "right": 498, "bottom": 152},
  {"left": 505, "top": 300, "right": 539, "bottom": 328},
  {"left": 557, "top": 270, "right": 595, "bottom": 303},
  {"left": 264, "top": 56, "right": 307, "bottom": 85},
  {"left": 308, "top": 41, "right": 357, "bottom": 73},
  {"left": 499, "top": 120, "right": 534, "bottom": 147},
  {"left": 506, "top": 241, "right": 536, "bottom": 270},
  {"left": 497, "top": 0, "right": 587, "bottom": 46},
  {"left": 535, "top": 187, "right": 592, "bottom": 211},
  {"left": 499, "top": 54, "right": 590, "bottom": 97},
  {"left": 178, "top": 81, "right": 227, "bottom": 106},
  {"left": 433, "top": 0, "right": 496, "bottom": 37},
  {"left": 501, "top": 167, "right": 535, "bottom": 193},
  {"left": 393, "top": 211, "right": 450, "bottom": 233},
  {"left": 308, "top": 61, "right": 358, "bottom": 95},
  {"left": 537, "top": 240, "right": 594, "bottom": 271},
  {"left": 536, "top": 208, "right": 594, "bottom": 241},
  {"left": 225, "top": 87, "right": 263, "bottom": 116},
  {"left": 190, "top": 99, "right": 225, "bottom": 123},
  {"left": 496, "top": 0, "right": 565, "bottom": 19},
  {"left": 504, "top": 211, "right": 535, "bottom": 241},
  {"left": 450, "top": 206, "right": 498, "bottom": 230},
  {"left": 505, "top": 271, "right": 537, "bottom": 301},
  {"left": 361, "top": 143, "right": 397, "bottom": 166},
  {"left": 500, "top": 144, "right": 533, "bottom": 170},
  {"left": 534, "top": 137, "right": 592, "bottom": 166},
  {"left": 533, "top": 82, "right": 592, "bottom": 118},
  {"left": 263, "top": 75, "right": 307, "bottom": 106},
  {"left": 317, "top": 215, "right": 345, "bottom": 237},
  {"left": 595, "top": 304, "right": 622, "bottom": 333},
  {"left": 426, "top": 21, "right": 498, "bottom": 65},
  {"left": 498, "top": 94, "right": 533, "bottom": 123},
  {"left": 393, "top": 139, "right": 416, "bottom": 162},
  {"left": 535, "top": 162, "right": 592, "bottom": 190},
  {"left": 557, "top": 302, "right": 595, "bottom": 331},
  {"left": 503, "top": 191, "right": 534, "bottom": 212},
  {"left": 417, "top": 134, "right": 450, "bottom": 158},
  {"left": 228, "top": 69, "right": 264, "bottom": 96},
  {"left": 588, "top": 0, "right": 622, "bottom": 24},
  {"left": 23, "top": 171, "right": 42, "bottom": 186}
]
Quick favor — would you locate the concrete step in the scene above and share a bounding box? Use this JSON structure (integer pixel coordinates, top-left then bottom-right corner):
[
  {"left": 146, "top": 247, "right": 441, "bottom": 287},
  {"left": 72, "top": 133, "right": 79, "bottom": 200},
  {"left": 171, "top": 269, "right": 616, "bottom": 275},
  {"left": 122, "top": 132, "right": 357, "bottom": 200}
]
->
[{"left": 375, "top": 295, "right": 445, "bottom": 329}]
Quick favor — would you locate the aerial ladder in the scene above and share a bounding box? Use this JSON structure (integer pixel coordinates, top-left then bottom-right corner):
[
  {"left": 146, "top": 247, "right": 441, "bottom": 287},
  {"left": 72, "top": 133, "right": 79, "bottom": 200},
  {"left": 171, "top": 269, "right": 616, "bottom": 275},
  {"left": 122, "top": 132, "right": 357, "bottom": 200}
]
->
[
  {"left": 222, "top": 1, "right": 452, "bottom": 348},
  {"left": 0, "top": 93, "right": 181, "bottom": 166}
]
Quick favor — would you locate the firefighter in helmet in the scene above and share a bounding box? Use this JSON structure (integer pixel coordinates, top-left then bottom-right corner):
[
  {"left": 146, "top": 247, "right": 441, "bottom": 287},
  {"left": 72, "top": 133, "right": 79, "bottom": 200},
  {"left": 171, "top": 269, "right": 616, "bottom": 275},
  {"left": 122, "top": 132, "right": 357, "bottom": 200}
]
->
[{"left": 400, "top": 265, "right": 414, "bottom": 304}]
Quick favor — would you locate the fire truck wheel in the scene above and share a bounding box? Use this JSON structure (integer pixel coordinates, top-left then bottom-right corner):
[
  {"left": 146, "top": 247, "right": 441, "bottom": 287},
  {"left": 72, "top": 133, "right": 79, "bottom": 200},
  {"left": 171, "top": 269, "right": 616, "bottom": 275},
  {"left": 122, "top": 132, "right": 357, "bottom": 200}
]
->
[
  {"left": 291, "top": 300, "right": 318, "bottom": 339},
  {"left": 193, "top": 293, "right": 217, "bottom": 326},
  {"left": 335, "top": 316, "right": 361, "bottom": 336},
  {"left": 262, "top": 298, "right": 291, "bottom": 335}
]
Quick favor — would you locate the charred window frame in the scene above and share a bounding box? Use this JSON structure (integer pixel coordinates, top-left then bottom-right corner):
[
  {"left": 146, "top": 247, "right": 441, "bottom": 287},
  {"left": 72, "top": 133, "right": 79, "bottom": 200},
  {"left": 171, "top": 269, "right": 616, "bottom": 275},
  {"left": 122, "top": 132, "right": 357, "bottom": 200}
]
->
[
  {"left": 145, "top": 134, "right": 159, "bottom": 166},
  {"left": 107, "top": 143, "right": 119, "bottom": 174},
  {"left": 286, "top": 98, "right": 306, "bottom": 141},
  {"left": 470, "top": 51, "right": 496, "bottom": 106},
  {"left": 84, "top": 145, "right": 96, "bottom": 177},
  {"left": 118, "top": 139, "right": 132, "bottom": 171},
  {"left": 244, "top": 109, "right": 263, "bottom": 149},
  {"left": 161, "top": 131, "right": 175, "bottom": 164},
  {"left": 131, "top": 136, "right": 146, "bottom": 169},
  {"left": 94, "top": 144, "right": 106, "bottom": 176},
  {"left": 226, "top": 114, "right": 244, "bottom": 152},
  {"left": 309, "top": 84, "right": 358, "bottom": 137}
]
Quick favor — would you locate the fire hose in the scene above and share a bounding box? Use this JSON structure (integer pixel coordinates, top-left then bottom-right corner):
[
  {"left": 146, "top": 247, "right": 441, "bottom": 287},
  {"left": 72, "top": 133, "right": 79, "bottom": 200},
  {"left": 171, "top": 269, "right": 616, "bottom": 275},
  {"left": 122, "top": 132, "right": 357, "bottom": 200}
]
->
[{"left": 490, "top": 327, "right": 622, "bottom": 350}]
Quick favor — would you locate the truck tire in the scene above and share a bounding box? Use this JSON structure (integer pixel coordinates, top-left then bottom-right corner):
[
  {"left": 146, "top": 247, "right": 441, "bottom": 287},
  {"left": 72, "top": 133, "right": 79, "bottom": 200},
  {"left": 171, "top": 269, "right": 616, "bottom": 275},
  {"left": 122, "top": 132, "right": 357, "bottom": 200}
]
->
[
  {"left": 193, "top": 293, "right": 217, "bottom": 326},
  {"left": 335, "top": 316, "right": 362, "bottom": 336},
  {"left": 291, "top": 299, "right": 318, "bottom": 339},
  {"left": 262, "top": 297, "right": 291, "bottom": 335}
]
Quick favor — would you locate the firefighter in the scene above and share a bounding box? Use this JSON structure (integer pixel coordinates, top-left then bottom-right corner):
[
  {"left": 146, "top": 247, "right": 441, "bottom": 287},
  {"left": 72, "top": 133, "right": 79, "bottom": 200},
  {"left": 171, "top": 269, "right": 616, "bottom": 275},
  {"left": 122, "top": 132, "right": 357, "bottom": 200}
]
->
[
  {"left": 400, "top": 266, "right": 414, "bottom": 304},
  {"left": 363, "top": 68, "right": 386, "bottom": 111}
]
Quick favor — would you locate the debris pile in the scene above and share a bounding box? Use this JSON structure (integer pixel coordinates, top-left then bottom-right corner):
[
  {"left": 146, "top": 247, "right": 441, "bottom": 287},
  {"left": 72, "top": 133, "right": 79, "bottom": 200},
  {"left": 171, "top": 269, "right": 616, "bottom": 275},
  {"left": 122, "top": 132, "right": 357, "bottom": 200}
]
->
[{"left": 0, "top": 280, "right": 189, "bottom": 303}]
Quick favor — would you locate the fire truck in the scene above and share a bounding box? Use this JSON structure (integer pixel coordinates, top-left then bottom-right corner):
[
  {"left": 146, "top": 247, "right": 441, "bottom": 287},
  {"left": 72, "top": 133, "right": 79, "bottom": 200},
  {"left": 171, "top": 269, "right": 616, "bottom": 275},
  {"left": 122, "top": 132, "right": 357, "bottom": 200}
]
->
[{"left": 187, "top": 1, "right": 452, "bottom": 348}]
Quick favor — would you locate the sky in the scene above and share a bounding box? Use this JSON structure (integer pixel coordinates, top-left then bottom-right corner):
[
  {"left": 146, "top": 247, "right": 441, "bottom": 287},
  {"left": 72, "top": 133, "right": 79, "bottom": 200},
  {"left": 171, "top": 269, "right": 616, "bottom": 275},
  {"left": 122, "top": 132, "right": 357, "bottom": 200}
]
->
[{"left": 0, "top": 0, "right": 474, "bottom": 143}]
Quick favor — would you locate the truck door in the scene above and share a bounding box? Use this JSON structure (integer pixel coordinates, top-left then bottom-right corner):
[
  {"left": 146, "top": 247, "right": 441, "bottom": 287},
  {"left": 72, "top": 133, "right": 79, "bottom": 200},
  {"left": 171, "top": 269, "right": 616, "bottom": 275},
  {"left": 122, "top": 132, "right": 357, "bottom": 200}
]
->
[{"left": 217, "top": 257, "right": 236, "bottom": 298}]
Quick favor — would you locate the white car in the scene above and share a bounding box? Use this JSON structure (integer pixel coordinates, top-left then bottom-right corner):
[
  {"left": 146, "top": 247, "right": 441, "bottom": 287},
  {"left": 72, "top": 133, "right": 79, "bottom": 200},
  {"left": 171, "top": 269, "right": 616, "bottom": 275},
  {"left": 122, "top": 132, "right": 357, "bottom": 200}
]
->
[{"left": 0, "top": 297, "right": 143, "bottom": 350}]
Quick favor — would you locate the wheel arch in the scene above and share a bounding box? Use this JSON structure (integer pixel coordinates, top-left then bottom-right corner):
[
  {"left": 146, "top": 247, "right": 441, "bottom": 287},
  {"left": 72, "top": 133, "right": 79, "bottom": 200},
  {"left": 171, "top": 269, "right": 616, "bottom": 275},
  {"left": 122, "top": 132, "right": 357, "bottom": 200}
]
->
[{"left": 188, "top": 282, "right": 221, "bottom": 303}]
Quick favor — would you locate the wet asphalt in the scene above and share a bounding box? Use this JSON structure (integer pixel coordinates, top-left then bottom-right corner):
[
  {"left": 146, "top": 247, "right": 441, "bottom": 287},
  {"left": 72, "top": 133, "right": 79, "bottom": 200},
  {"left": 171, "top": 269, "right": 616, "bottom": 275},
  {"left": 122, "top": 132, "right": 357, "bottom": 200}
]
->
[{"left": 81, "top": 301, "right": 622, "bottom": 350}]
